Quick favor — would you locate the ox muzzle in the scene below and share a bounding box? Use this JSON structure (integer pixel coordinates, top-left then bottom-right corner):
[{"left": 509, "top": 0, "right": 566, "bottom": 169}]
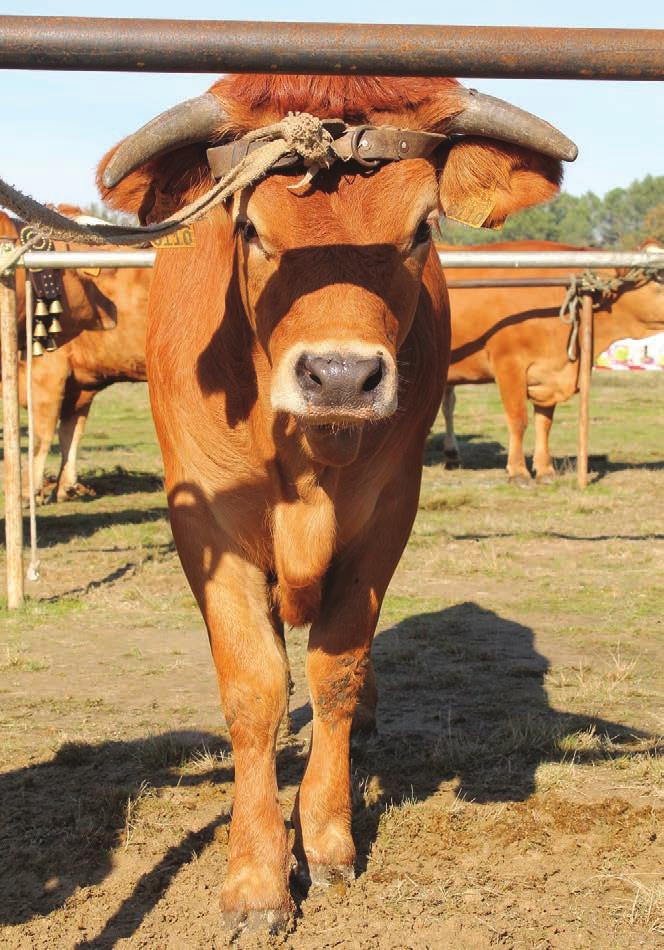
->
[{"left": 271, "top": 344, "right": 398, "bottom": 424}]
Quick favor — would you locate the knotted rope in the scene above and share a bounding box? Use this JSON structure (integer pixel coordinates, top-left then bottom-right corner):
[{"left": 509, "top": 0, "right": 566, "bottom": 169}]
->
[
  {"left": 559, "top": 265, "right": 663, "bottom": 361},
  {"left": 0, "top": 112, "right": 338, "bottom": 248}
]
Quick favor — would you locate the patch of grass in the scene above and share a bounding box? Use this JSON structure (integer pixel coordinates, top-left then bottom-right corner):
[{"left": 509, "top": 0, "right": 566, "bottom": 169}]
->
[
  {"left": 419, "top": 491, "right": 476, "bottom": 512},
  {"left": 0, "top": 645, "right": 50, "bottom": 673}
]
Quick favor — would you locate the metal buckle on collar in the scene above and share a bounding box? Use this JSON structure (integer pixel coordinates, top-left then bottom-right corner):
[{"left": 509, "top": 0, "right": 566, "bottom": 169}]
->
[{"left": 348, "top": 126, "right": 382, "bottom": 168}]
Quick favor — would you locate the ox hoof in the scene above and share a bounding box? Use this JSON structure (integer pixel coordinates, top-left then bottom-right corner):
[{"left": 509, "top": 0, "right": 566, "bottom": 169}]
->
[
  {"left": 508, "top": 474, "right": 532, "bottom": 488},
  {"left": 535, "top": 472, "right": 556, "bottom": 486},
  {"left": 296, "top": 861, "right": 355, "bottom": 891},
  {"left": 444, "top": 450, "right": 461, "bottom": 470},
  {"left": 221, "top": 907, "right": 292, "bottom": 937},
  {"left": 57, "top": 481, "right": 96, "bottom": 502}
]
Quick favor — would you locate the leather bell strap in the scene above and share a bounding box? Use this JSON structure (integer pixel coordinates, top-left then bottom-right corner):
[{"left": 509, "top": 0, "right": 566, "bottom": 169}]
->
[{"left": 206, "top": 125, "right": 450, "bottom": 180}]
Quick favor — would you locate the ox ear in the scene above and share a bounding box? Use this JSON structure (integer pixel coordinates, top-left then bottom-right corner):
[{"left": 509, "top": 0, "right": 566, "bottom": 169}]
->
[
  {"left": 438, "top": 138, "right": 563, "bottom": 229},
  {"left": 97, "top": 144, "right": 214, "bottom": 225}
]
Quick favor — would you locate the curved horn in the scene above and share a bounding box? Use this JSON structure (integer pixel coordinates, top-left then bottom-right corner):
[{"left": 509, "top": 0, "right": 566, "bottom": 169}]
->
[
  {"left": 103, "top": 93, "right": 228, "bottom": 188},
  {"left": 444, "top": 88, "right": 578, "bottom": 162}
]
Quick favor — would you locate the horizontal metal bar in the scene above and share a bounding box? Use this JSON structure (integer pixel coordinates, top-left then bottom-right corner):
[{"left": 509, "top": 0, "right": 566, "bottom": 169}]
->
[
  {"left": 16, "top": 249, "right": 664, "bottom": 271},
  {"left": 437, "top": 251, "right": 664, "bottom": 269},
  {"left": 22, "top": 250, "right": 156, "bottom": 269},
  {"left": 0, "top": 17, "right": 663, "bottom": 79},
  {"left": 446, "top": 277, "right": 574, "bottom": 288}
]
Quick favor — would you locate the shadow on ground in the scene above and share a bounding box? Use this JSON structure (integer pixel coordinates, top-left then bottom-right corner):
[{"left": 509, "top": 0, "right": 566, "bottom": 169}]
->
[
  {"left": 290, "top": 602, "right": 655, "bottom": 873},
  {"left": 425, "top": 431, "right": 664, "bottom": 481},
  {"left": 1, "top": 505, "right": 168, "bottom": 548},
  {"left": 41, "top": 468, "right": 165, "bottom": 500},
  {"left": 1, "top": 604, "right": 654, "bottom": 938}
]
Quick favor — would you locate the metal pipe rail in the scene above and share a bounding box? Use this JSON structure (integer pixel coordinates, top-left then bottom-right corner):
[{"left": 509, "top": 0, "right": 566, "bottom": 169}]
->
[
  {"left": 437, "top": 250, "right": 664, "bottom": 269},
  {"left": 14, "top": 249, "right": 664, "bottom": 271},
  {"left": 1, "top": 17, "right": 663, "bottom": 80}
]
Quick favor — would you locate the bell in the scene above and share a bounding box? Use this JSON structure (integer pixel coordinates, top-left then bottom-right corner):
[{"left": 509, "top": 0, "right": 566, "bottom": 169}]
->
[
  {"left": 48, "top": 316, "right": 63, "bottom": 334},
  {"left": 44, "top": 335, "right": 58, "bottom": 352},
  {"left": 33, "top": 319, "right": 48, "bottom": 339},
  {"left": 35, "top": 299, "right": 49, "bottom": 317},
  {"left": 48, "top": 299, "right": 64, "bottom": 315},
  {"left": 32, "top": 338, "right": 45, "bottom": 357}
]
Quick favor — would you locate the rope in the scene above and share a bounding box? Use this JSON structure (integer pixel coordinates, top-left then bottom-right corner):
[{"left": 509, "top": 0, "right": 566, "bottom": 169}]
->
[
  {"left": 559, "top": 265, "right": 663, "bottom": 361},
  {"left": 0, "top": 112, "right": 337, "bottom": 248}
]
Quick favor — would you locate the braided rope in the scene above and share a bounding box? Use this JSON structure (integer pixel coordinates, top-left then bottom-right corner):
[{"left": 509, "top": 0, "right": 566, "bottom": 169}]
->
[{"left": 0, "top": 112, "right": 337, "bottom": 247}]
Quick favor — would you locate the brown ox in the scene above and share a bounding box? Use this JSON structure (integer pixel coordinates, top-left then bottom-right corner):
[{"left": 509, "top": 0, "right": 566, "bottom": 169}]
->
[
  {"left": 0, "top": 209, "right": 151, "bottom": 501},
  {"left": 440, "top": 240, "right": 664, "bottom": 483},
  {"left": 97, "top": 75, "right": 573, "bottom": 929}
]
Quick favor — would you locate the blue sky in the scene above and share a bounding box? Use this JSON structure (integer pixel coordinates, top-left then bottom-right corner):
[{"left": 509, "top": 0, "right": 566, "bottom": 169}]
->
[{"left": 2, "top": 1, "right": 662, "bottom": 208}]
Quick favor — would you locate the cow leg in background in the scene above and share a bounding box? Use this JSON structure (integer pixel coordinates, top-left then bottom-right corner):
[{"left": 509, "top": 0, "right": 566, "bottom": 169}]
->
[
  {"left": 56, "top": 386, "right": 96, "bottom": 501},
  {"left": 293, "top": 472, "right": 420, "bottom": 883},
  {"left": 533, "top": 404, "right": 557, "bottom": 484},
  {"left": 18, "top": 353, "right": 69, "bottom": 502},
  {"left": 495, "top": 362, "right": 532, "bottom": 485},
  {"left": 169, "top": 505, "right": 291, "bottom": 929},
  {"left": 441, "top": 386, "right": 461, "bottom": 469}
]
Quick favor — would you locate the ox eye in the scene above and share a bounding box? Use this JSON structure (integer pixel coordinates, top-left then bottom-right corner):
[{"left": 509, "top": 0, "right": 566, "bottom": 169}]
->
[
  {"left": 413, "top": 219, "right": 432, "bottom": 248},
  {"left": 241, "top": 220, "right": 258, "bottom": 242}
]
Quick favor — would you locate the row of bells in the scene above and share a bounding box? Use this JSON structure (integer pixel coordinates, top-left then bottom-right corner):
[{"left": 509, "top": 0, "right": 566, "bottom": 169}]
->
[{"left": 31, "top": 298, "right": 63, "bottom": 356}]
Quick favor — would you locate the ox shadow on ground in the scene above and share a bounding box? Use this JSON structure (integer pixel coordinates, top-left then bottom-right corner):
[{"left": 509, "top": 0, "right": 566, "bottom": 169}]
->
[
  {"left": 1, "top": 604, "right": 652, "bottom": 939},
  {"left": 425, "top": 431, "right": 664, "bottom": 481},
  {"left": 48, "top": 467, "right": 164, "bottom": 499},
  {"left": 291, "top": 601, "right": 653, "bottom": 874},
  {"left": 0, "top": 728, "right": 306, "bottom": 943},
  {"left": 0, "top": 505, "right": 169, "bottom": 548}
]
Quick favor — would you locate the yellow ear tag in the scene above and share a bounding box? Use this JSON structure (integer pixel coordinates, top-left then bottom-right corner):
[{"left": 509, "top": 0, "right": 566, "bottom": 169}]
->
[
  {"left": 79, "top": 267, "right": 101, "bottom": 277},
  {"left": 444, "top": 185, "right": 498, "bottom": 230},
  {"left": 150, "top": 225, "right": 196, "bottom": 249}
]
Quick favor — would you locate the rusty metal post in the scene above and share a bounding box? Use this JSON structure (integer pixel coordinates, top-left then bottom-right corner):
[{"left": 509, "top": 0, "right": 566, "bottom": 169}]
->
[
  {"left": 1, "top": 264, "right": 24, "bottom": 607},
  {"left": 577, "top": 293, "right": 594, "bottom": 490}
]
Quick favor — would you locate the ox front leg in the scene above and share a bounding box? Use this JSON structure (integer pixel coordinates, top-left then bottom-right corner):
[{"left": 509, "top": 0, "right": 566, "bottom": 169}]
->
[
  {"left": 293, "top": 479, "right": 420, "bottom": 886},
  {"left": 170, "top": 512, "right": 292, "bottom": 932},
  {"left": 495, "top": 361, "right": 532, "bottom": 486},
  {"left": 18, "top": 355, "right": 68, "bottom": 503}
]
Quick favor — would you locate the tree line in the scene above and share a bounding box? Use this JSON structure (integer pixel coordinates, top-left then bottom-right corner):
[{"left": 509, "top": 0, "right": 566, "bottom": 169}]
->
[{"left": 437, "top": 174, "right": 664, "bottom": 248}]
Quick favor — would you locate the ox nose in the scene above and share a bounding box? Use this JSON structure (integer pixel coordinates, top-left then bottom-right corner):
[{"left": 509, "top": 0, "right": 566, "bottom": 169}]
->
[{"left": 296, "top": 353, "right": 385, "bottom": 409}]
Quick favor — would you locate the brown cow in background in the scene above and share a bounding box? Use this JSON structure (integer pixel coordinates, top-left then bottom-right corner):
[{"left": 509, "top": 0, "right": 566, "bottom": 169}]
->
[
  {"left": 441, "top": 240, "right": 664, "bottom": 483},
  {"left": 0, "top": 208, "right": 151, "bottom": 501},
  {"left": 98, "top": 74, "right": 574, "bottom": 929}
]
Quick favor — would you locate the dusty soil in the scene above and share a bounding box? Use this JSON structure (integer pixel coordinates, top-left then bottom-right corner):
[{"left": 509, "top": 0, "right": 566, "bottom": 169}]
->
[{"left": 1, "top": 374, "right": 662, "bottom": 948}]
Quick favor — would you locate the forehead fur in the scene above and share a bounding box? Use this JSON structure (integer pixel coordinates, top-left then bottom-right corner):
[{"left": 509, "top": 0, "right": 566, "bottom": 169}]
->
[{"left": 210, "top": 74, "right": 463, "bottom": 136}]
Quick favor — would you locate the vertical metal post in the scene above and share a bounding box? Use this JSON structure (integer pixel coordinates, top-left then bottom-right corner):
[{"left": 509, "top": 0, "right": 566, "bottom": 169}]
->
[
  {"left": 1, "top": 264, "right": 24, "bottom": 607},
  {"left": 577, "top": 293, "right": 593, "bottom": 490}
]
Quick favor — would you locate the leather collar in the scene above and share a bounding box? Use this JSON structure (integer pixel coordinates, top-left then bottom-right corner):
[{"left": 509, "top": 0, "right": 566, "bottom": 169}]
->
[{"left": 207, "top": 124, "right": 449, "bottom": 181}]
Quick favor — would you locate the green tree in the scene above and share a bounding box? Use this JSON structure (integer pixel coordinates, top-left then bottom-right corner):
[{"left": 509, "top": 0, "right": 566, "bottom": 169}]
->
[{"left": 436, "top": 174, "right": 664, "bottom": 249}]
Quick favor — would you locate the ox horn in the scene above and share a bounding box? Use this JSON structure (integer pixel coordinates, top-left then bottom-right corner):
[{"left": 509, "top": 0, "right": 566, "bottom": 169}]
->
[
  {"left": 102, "top": 93, "right": 228, "bottom": 188},
  {"left": 444, "top": 88, "right": 578, "bottom": 162}
]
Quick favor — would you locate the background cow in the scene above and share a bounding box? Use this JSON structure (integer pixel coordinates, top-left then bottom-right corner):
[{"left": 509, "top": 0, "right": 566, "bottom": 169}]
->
[
  {"left": 97, "top": 74, "right": 574, "bottom": 929},
  {"left": 0, "top": 209, "right": 150, "bottom": 502},
  {"left": 441, "top": 240, "right": 664, "bottom": 483}
]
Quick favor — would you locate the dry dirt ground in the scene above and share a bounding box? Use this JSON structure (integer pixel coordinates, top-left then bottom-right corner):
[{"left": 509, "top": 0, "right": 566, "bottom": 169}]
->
[{"left": 1, "top": 374, "right": 662, "bottom": 949}]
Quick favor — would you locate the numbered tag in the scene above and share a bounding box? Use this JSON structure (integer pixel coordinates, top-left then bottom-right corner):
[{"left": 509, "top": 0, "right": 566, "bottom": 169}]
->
[{"left": 150, "top": 226, "right": 196, "bottom": 249}]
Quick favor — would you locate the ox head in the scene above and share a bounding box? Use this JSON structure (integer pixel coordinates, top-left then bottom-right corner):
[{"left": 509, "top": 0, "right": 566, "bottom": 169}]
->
[{"left": 98, "top": 77, "right": 576, "bottom": 462}]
